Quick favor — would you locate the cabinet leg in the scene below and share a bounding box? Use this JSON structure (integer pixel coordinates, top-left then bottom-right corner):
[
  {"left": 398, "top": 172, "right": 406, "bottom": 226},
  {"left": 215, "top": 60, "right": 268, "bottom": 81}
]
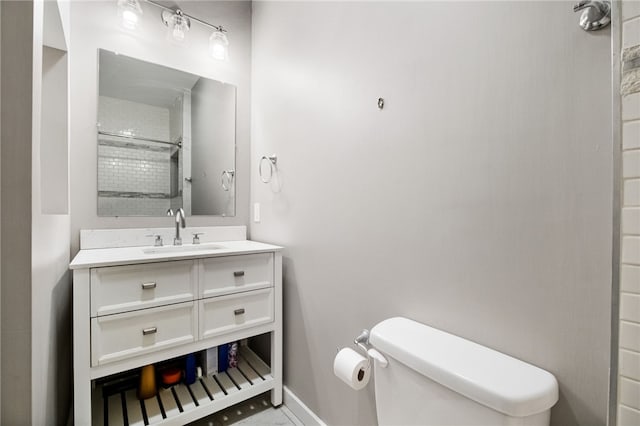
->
[
  {"left": 270, "top": 330, "right": 283, "bottom": 407},
  {"left": 271, "top": 387, "right": 283, "bottom": 407},
  {"left": 74, "top": 270, "right": 93, "bottom": 425},
  {"left": 271, "top": 253, "right": 284, "bottom": 407}
]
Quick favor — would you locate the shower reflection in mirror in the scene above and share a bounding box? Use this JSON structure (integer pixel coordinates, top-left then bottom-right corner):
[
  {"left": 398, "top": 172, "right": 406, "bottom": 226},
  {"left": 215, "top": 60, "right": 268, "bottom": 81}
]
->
[{"left": 97, "top": 49, "right": 236, "bottom": 217}]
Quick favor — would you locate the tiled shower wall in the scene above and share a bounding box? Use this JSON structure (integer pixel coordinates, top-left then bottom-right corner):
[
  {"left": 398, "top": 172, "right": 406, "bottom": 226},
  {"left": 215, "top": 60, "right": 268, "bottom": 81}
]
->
[
  {"left": 619, "top": 2, "right": 640, "bottom": 424},
  {"left": 97, "top": 96, "right": 181, "bottom": 216},
  {"left": 97, "top": 143, "right": 173, "bottom": 216}
]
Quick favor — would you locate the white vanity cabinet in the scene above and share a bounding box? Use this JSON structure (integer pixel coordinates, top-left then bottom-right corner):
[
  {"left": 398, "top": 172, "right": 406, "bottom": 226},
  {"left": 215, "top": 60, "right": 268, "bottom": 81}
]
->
[
  {"left": 71, "top": 238, "right": 282, "bottom": 426},
  {"left": 199, "top": 288, "right": 274, "bottom": 339},
  {"left": 199, "top": 253, "right": 273, "bottom": 298},
  {"left": 92, "top": 300, "right": 198, "bottom": 366},
  {"left": 90, "top": 260, "right": 198, "bottom": 317}
]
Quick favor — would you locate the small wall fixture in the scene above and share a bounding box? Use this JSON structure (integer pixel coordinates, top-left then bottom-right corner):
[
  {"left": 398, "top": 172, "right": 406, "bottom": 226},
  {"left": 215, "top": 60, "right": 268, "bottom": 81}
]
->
[
  {"left": 117, "top": 0, "right": 229, "bottom": 61},
  {"left": 209, "top": 29, "right": 230, "bottom": 61},
  {"left": 117, "top": 0, "right": 143, "bottom": 30},
  {"left": 221, "top": 170, "right": 235, "bottom": 191},
  {"left": 259, "top": 155, "right": 278, "bottom": 184},
  {"left": 573, "top": 0, "right": 611, "bottom": 31},
  {"left": 162, "top": 9, "right": 190, "bottom": 43}
]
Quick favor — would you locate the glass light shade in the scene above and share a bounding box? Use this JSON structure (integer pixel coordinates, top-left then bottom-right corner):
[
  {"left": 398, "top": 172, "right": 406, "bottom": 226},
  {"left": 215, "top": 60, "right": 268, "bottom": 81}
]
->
[
  {"left": 117, "top": 0, "right": 142, "bottom": 30},
  {"left": 209, "top": 30, "right": 229, "bottom": 61},
  {"left": 166, "top": 13, "right": 190, "bottom": 43}
]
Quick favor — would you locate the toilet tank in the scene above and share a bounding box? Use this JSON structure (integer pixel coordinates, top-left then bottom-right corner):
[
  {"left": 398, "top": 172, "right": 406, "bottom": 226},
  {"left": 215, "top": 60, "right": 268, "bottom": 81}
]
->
[{"left": 369, "top": 317, "right": 559, "bottom": 426}]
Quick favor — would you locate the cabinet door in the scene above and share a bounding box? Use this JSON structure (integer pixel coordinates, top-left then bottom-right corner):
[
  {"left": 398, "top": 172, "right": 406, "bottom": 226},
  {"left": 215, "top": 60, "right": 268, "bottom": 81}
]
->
[
  {"left": 199, "top": 289, "right": 274, "bottom": 339},
  {"left": 90, "top": 260, "right": 197, "bottom": 316},
  {"left": 91, "top": 301, "right": 196, "bottom": 366},
  {"left": 199, "top": 253, "right": 273, "bottom": 298}
]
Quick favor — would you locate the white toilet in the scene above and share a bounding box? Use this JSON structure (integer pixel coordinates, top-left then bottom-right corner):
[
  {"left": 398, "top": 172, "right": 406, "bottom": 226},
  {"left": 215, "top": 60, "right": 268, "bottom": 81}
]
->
[{"left": 369, "top": 317, "right": 559, "bottom": 426}]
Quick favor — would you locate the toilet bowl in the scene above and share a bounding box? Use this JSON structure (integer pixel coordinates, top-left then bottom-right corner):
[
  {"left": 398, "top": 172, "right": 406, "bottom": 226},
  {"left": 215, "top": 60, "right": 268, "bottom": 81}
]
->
[{"left": 369, "top": 317, "right": 559, "bottom": 426}]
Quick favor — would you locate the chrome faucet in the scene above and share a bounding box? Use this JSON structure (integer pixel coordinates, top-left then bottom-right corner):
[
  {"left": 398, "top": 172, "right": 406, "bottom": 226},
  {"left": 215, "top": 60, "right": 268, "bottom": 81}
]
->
[{"left": 172, "top": 208, "right": 186, "bottom": 245}]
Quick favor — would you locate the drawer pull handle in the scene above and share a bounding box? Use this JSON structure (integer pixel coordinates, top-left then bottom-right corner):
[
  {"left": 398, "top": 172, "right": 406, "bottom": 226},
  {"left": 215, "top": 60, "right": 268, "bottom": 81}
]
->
[
  {"left": 142, "top": 327, "right": 158, "bottom": 335},
  {"left": 233, "top": 271, "right": 245, "bottom": 277},
  {"left": 234, "top": 308, "right": 245, "bottom": 316},
  {"left": 141, "top": 282, "right": 157, "bottom": 290}
]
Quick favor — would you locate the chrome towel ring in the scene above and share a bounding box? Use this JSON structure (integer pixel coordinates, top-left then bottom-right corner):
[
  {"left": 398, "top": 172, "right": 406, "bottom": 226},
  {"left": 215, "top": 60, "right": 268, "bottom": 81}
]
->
[
  {"left": 259, "top": 155, "right": 277, "bottom": 183},
  {"left": 221, "top": 170, "right": 235, "bottom": 191}
]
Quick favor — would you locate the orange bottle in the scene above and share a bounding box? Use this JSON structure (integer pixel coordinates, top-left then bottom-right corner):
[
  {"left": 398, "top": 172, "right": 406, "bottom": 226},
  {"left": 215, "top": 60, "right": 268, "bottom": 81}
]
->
[{"left": 138, "top": 364, "right": 157, "bottom": 400}]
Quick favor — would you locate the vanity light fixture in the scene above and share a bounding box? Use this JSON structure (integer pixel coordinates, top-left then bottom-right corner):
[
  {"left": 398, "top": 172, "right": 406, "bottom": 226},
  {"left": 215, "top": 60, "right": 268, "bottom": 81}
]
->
[
  {"left": 117, "top": 0, "right": 143, "bottom": 30},
  {"left": 209, "top": 28, "right": 229, "bottom": 61},
  {"left": 161, "top": 9, "right": 190, "bottom": 43},
  {"left": 119, "top": 0, "right": 230, "bottom": 61}
]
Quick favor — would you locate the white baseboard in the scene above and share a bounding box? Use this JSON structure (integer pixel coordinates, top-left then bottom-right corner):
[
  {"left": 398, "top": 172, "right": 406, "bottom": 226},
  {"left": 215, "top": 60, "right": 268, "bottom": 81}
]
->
[{"left": 283, "top": 386, "right": 327, "bottom": 426}]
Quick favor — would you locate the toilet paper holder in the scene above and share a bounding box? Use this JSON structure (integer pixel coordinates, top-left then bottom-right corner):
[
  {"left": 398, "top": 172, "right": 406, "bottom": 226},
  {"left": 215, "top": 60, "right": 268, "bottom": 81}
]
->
[{"left": 354, "top": 329, "right": 388, "bottom": 368}]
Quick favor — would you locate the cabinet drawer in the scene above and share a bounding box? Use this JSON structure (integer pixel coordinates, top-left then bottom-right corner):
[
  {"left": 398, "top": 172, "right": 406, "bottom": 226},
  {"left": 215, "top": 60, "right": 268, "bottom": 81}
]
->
[
  {"left": 199, "top": 253, "right": 273, "bottom": 298},
  {"left": 91, "top": 301, "right": 196, "bottom": 366},
  {"left": 90, "top": 260, "right": 197, "bottom": 316},
  {"left": 199, "top": 289, "right": 274, "bottom": 339}
]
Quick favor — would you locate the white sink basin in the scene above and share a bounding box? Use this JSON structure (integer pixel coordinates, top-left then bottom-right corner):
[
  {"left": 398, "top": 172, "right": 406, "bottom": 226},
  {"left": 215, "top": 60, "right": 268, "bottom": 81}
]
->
[{"left": 142, "top": 243, "right": 225, "bottom": 254}]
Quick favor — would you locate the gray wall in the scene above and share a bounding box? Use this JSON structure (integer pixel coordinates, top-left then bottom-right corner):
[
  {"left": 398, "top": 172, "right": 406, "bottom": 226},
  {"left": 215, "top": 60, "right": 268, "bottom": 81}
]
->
[
  {"left": 250, "top": 2, "right": 613, "bottom": 425},
  {"left": 1, "top": 2, "right": 72, "bottom": 424},
  {"left": 1, "top": 1, "right": 3, "bottom": 419},
  {"left": 1, "top": 1, "right": 72, "bottom": 424},
  {"left": 70, "top": 1, "right": 251, "bottom": 255},
  {"left": 1, "top": 2, "right": 33, "bottom": 423},
  {"left": 33, "top": 44, "right": 72, "bottom": 426}
]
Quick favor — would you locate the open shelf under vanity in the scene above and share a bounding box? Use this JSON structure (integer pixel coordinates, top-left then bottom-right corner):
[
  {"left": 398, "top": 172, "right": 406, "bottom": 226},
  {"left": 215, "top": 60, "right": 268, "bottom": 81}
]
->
[{"left": 93, "top": 347, "right": 272, "bottom": 426}]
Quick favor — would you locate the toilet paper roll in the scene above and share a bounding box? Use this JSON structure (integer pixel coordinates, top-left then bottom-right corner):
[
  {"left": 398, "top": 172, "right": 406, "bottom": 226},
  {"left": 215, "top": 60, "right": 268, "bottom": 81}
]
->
[{"left": 333, "top": 348, "right": 371, "bottom": 390}]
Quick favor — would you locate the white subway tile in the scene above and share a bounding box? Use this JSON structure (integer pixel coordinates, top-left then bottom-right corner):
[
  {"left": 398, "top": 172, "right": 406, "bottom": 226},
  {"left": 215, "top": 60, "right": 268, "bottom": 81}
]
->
[
  {"left": 621, "top": 321, "right": 640, "bottom": 352},
  {"left": 623, "top": 208, "right": 640, "bottom": 235},
  {"left": 625, "top": 121, "right": 640, "bottom": 150},
  {"left": 625, "top": 151, "right": 640, "bottom": 178},
  {"left": 621, "top": 349, "right": 640, "bottom": 381},
  {"left": 98, "top": 96, "right": 176, "bottom": 216},
  {"left": 621, "top": 377, "right": 640, "bottom": 410},
  {"left": 622, "top": 293, "right": 640, "bottom": 323},
  {"left": 622, "top": 265, "right": 640, "bottom": 294},
  {"left": 623, "top": 236, "right": 640, "bottom": 265},
  {"left": 624, "top": 1, "right": 640, "bottom": 21},
  {"left": 624, "top": 93, "right": 640, "bottom": 122},
  {"left": 626, "top": 179, "right": 640, "bottom": 206},
  {"left": 619, "top": 403, "right": 640, "bottom": 425},
  {"left": 624, "top": 17, "right": 640, "bottom": 48}
]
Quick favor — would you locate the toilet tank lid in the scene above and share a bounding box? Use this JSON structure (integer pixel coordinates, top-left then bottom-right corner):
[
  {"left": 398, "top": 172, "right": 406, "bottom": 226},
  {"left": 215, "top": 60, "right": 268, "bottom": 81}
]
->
[{"left": 369, "top": 317, "right": 559, "bottom": 418}]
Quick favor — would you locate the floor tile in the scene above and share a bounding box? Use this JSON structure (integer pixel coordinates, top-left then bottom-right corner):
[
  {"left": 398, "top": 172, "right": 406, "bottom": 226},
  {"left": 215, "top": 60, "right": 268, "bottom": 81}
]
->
[{"left": 188, "top": 392, "right": 302, "bottom": 426}]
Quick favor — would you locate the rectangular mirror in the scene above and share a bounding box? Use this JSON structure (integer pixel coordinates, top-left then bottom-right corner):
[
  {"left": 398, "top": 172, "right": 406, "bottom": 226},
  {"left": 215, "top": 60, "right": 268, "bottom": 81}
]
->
[{"left": 97, "top": 49, "right": 236, "bottom": 217}]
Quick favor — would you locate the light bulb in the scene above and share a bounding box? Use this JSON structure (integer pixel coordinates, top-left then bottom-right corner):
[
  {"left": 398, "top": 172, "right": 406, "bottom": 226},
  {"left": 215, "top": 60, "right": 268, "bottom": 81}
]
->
[
  {"left": 209, "top": 30, "right": 229, "bottom": 61},
  {"left": 122, "top": 10, "right": 138, "bottom": 29},
  {"left": 172, "top": 25, "right": 185, "bottom": 42},
  {"left": 117, "top": 0, "right": 142, "bottom": 30},
  {"left": 211, "top": 44, "right": 226, "bottom": 59},
  {"left": 163, "top": 10, "right": 190, "bottom": 43}
]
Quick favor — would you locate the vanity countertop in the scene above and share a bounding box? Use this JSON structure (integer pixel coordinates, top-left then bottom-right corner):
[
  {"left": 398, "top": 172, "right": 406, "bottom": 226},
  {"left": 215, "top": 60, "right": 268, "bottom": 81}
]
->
[{"left": 70, "top": 240, "right": 283, "bottom": 269}]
